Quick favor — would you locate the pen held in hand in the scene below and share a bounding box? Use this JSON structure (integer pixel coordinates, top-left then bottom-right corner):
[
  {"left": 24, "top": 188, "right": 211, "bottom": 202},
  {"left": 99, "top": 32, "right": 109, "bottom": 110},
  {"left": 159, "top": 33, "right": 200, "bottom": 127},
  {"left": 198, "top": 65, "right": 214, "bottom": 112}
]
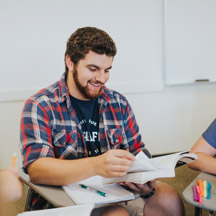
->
[{"left": 79, "top": 184, "right": 107, "bottom": 197}]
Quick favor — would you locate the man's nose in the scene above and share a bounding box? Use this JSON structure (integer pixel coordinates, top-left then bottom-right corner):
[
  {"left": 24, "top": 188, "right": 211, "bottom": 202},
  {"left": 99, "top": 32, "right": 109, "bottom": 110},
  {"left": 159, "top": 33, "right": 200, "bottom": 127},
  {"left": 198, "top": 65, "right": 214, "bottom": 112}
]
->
[{"left": 96, "top": 71, "right": 106, "bottom": 83}]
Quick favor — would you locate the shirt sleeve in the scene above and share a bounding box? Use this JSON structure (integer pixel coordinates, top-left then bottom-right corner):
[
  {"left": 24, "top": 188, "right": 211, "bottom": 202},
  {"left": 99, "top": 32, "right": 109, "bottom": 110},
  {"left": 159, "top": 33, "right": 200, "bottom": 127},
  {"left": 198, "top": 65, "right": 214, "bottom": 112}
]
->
[
  {"left": 20, "top": 98, "right": 55, "bottom": 173},
  {"left": 123, "top": 100, "right": 151, "bottom": 158},
  {"left": 202, "top": 119, "right": 216, "bottom": 149}
]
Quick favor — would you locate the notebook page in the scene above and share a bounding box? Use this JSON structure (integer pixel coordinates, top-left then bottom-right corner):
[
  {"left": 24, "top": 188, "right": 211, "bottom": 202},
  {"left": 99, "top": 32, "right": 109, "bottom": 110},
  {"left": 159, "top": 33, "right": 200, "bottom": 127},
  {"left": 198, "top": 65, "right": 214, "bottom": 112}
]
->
[{"left": 63, "top": 176, "right": 135, "bottom": 205}]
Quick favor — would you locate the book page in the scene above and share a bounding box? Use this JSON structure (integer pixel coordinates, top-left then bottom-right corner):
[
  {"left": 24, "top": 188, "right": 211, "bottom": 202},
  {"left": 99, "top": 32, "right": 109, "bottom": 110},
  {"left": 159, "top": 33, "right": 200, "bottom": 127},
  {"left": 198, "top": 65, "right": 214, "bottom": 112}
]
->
[
  {"left": 130, "top": 151, "right": 197, "bottom": 172},
  {"left": 102, "top": 168, "right": 175, "bottom": 184},
  {"left": 17, "top": 204, "right": 95, "bottom": 216},
  {"left": 128, "top": 151, "right": 158, "bottom": 173},
  {"left": 102, "top": 151, "right": 197, "bottom": 184},
  {"left": 151, "top": 151, "right": 197, "bottom": 169},
  {"left": 151, "top": 152, "right": 183, "bottom": 169}
]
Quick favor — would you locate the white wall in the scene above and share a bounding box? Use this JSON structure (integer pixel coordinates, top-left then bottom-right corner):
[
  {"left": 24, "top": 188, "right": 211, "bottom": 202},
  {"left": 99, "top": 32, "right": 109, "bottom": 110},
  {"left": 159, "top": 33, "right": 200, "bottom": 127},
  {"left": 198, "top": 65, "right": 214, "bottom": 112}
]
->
[
  {"left": 0, "top": 101, "right": 25, "bottom": 169},
  {"left": 0, "top": 0, "right": 163, "bottom": 100},
  {"left": 127, "top": 84, "right": 216, "bottom": 155},
  {"left": 1, "top": 0, "right": 216, "bottom": 169}
]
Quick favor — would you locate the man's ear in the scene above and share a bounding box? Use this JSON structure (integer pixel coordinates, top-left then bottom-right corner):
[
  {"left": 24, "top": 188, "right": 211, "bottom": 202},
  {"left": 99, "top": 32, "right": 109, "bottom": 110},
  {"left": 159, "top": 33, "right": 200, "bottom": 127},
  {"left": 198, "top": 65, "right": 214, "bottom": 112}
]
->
[{"left": 65, "top": 55, "right": 74, "bottom": 71}]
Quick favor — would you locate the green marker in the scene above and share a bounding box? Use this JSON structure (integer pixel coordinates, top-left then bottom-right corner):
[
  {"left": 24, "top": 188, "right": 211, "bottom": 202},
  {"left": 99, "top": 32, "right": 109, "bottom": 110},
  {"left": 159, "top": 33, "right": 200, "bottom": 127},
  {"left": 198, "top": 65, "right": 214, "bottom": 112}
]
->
[{"left": 80, "top": 184, "right": 107, "bottom": 197}]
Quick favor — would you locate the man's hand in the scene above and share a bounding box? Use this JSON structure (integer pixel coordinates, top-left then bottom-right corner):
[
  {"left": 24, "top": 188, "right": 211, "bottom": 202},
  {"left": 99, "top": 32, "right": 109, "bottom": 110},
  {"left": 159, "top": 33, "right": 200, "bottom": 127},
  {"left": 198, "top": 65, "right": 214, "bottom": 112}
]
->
[
  {"left": 90, "top": 149, "right": 135, "bottom": 178},
  {"left": 120, "top": 180, "right": 156, "bottom": 196}
]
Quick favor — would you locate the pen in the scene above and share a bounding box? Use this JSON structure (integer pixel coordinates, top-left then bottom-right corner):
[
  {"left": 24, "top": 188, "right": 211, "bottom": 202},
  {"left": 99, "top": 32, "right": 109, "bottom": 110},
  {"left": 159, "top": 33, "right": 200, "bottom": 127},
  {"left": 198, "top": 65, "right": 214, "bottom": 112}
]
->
[
  {"left": 11, "top": 152, "right": 17, "bottom": 167},
  {"left": 79, "top": 184, "right": 107, "bottom": 197}
]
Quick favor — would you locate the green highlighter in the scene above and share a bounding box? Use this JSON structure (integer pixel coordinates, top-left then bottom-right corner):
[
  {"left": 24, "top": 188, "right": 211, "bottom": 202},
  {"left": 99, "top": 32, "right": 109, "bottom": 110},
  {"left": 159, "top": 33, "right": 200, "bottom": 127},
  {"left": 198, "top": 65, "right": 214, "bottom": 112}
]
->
[{"left": 80, "top": 184, "right": 107, "bottom": 197}]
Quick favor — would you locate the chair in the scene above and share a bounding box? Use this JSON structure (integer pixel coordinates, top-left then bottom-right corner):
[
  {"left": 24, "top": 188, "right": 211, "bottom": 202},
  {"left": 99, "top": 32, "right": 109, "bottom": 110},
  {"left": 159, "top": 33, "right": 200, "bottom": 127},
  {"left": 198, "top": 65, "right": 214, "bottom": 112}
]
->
[{"left": 19, "top": 169, "right": 75, "bottom": 211}]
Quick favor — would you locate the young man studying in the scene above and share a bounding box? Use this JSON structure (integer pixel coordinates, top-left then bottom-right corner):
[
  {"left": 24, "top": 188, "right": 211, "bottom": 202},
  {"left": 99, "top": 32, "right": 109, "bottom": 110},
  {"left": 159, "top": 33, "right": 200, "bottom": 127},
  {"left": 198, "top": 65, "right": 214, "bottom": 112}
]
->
[{"left": 20, "top": 27, "right": 185, "bottom": 215}]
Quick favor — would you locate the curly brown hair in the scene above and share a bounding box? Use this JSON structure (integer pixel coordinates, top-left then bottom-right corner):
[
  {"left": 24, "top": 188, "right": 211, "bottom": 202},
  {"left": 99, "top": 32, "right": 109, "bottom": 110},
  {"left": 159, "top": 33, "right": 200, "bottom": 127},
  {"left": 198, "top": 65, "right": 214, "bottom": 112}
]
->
[{"left": 64, "top": 27, "right": 117, "bottom": 75}]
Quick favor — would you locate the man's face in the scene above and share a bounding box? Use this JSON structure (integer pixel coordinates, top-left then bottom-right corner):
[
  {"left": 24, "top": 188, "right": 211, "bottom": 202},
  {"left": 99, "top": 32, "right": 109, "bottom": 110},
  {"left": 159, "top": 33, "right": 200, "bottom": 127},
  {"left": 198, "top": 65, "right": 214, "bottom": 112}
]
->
[{"left": 69, "top": 51, "right": 113, "bottom": 100}]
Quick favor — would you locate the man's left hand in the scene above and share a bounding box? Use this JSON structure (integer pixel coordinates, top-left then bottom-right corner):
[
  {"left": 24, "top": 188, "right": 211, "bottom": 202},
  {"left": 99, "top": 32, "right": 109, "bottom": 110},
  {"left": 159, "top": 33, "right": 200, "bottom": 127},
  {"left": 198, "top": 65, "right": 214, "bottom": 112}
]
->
[{"left": 120, "top": 180, "right": 156, "bottom": 196}]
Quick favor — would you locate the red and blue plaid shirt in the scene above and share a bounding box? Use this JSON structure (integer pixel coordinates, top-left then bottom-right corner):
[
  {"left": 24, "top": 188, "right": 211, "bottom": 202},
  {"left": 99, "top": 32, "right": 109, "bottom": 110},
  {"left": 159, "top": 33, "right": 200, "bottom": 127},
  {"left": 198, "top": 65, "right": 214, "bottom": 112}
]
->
[{"left": 20, "top": 73, "right": 151, "bottom": 209}]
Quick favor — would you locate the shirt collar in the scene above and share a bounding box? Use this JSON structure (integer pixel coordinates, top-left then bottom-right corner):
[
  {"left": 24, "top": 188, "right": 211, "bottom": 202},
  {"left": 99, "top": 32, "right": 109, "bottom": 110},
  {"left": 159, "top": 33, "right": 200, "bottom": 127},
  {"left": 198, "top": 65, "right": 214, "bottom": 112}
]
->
[
  {"left": 58, "top": 73, "right": 71, "bottom": 112},
  {"left": 99, "top": 86, "right": 111, "bottom": 103}
]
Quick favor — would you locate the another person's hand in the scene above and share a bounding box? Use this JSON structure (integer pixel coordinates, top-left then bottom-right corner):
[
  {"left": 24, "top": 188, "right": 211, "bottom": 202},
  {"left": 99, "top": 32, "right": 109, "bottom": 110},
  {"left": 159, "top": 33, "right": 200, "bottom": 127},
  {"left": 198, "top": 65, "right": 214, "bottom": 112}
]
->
[
  {"left": 91, "top": 149, "right": 135, "bottom": 178},
  {"left": 120, "top": 180, "right": 156, "bottom": 196},
  {"left": 0, "top": 167, "right": 22, "bottom": 202}
]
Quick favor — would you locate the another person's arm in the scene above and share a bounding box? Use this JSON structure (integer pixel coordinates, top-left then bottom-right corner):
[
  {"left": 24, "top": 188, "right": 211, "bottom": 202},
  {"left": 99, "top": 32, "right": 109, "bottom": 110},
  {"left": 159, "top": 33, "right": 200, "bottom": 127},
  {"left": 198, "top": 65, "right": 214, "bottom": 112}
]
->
[
  {"left": 188, "top": 136, "right": 216, "bottom": 174},
  {"left": 0, "top": 167, "right": 22, "bottom": 203},
  {"left": 188, "top": 119, "right": 216, "bottom": 174}
]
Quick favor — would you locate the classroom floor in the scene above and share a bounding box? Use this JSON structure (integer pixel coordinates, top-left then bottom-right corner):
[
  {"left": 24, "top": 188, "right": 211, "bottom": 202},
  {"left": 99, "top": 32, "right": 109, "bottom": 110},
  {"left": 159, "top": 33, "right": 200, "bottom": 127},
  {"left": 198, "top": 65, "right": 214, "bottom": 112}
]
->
[{"left": 5, "top": 165, "right": 211, "bottom": 216}]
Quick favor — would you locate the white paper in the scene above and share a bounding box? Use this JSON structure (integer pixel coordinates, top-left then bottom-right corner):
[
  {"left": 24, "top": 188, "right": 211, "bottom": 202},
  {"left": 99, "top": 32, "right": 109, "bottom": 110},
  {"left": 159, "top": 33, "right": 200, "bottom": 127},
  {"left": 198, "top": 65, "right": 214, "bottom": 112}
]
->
[
  {"left": 63, "top": 176, "right": 134, "bottom": 205},
  {"left": 17, "top": 204, "right": 95, "bottom": 216}
]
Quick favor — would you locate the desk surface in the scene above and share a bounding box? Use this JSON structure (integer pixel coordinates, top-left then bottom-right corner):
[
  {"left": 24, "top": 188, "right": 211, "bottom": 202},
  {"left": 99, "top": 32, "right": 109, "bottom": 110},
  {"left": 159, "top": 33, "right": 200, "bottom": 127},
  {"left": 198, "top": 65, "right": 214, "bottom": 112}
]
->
[
  {"left": 19, "top": 170, "right": 138, "bottom": 208},
  {"left": 183, "top": 172, "right": 216, "bottom": 212},
  {"left": 19, "top": 170, "right": 75, "bottom": 207}
]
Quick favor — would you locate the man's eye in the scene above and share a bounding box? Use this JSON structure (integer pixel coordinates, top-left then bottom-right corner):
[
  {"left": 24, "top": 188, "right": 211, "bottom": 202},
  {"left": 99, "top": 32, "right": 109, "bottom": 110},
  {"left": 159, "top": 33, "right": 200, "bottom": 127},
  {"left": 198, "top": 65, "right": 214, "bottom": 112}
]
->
[
  {"left": 89, "top": 68, "right": 97, "bottom": 71},
  {"left": 105, "top": 70, "right": 110, "bottom": 73}
]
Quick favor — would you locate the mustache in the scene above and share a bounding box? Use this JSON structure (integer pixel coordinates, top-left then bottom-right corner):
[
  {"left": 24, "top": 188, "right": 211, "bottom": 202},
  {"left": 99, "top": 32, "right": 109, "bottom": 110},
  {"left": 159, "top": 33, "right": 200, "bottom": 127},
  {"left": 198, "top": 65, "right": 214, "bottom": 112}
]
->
[{"left": 88, "top": 80, "right": 104, "bottom": 85}]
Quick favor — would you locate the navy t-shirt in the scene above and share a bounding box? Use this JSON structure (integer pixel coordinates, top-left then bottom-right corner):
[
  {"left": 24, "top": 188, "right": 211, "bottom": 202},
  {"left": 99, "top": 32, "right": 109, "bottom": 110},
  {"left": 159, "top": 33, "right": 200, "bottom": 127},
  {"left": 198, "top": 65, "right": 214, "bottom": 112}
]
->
[
  {"left": 70, "top": 95, "right": 101, "bottom": 156},
  {"left": 202, "top": 119, "right": 216, "bottom": 149}
]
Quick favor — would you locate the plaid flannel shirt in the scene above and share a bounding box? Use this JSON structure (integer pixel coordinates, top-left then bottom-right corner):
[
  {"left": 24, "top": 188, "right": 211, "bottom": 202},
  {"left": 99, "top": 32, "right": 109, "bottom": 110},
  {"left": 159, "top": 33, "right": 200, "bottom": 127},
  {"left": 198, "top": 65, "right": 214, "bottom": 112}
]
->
[{"left": 20, "top": 73, "right": 151, "bottom": 209}]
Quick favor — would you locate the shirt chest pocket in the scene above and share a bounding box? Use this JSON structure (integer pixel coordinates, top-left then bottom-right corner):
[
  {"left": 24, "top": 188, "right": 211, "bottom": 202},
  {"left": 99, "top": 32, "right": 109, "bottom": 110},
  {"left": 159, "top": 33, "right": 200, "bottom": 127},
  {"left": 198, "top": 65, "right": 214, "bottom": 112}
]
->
[
  {"left": 107, "top": 128, "right": 128, "bottom": 148},
  {"left": 52, "top": 128, "right": 77, "bottom": 147}
]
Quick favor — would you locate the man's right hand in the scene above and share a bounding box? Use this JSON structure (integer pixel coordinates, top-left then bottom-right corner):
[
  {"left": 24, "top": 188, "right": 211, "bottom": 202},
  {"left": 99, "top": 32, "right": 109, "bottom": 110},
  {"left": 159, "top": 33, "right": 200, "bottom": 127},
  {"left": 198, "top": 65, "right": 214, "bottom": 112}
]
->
[
  {"left": 26, "top": 149, "right": 135, "bottom": 185},
  {"left": 90, "top": 149, "right": 135, "bottom": 178}
]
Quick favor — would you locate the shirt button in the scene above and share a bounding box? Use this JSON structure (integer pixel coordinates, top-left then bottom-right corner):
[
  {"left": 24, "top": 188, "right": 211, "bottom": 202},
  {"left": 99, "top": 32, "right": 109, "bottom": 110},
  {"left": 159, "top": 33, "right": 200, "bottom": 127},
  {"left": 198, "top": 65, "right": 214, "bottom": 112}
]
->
[{"left": 115, "top": 139, "right": 119, "bottom": 143}]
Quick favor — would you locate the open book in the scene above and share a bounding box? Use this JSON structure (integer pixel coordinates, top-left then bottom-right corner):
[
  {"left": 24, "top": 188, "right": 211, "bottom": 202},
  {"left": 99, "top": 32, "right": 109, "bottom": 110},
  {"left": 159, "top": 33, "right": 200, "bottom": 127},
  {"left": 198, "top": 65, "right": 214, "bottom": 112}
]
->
[
  {"left": 102, "top": 151, "right": 198, "bottom": 184},
  {"left": 63, "top": 175, "right": 135, "bottom": 205}
]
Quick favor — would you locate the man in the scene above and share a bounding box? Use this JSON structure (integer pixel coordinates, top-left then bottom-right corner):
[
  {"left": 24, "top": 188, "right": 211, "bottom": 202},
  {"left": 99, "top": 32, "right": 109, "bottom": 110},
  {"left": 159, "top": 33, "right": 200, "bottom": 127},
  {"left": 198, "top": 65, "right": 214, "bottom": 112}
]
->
[
  {"left": 20, "top": 27, "right": 184, "bottom": 215},
  {"left": 189, "top": 119, "right": 216, "bottom": 174}
]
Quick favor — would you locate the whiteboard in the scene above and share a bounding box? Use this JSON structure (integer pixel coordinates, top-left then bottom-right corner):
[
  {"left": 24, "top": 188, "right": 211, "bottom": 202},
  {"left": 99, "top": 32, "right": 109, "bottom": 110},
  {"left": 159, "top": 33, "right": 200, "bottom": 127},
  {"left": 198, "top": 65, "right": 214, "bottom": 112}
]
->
[
  {"left": 164, "top": 0, "right": 216, "bottom": 85},
  {"left": 0, "top": 0, "right": 164, "bottom": 102}
]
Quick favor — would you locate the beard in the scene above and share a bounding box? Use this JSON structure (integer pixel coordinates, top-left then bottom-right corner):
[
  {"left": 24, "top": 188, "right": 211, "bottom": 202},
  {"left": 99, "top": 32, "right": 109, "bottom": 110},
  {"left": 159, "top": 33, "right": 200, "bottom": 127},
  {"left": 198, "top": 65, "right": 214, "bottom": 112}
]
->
[{"left": 73, "top": 67, "right": 103, "bottom": 100}]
